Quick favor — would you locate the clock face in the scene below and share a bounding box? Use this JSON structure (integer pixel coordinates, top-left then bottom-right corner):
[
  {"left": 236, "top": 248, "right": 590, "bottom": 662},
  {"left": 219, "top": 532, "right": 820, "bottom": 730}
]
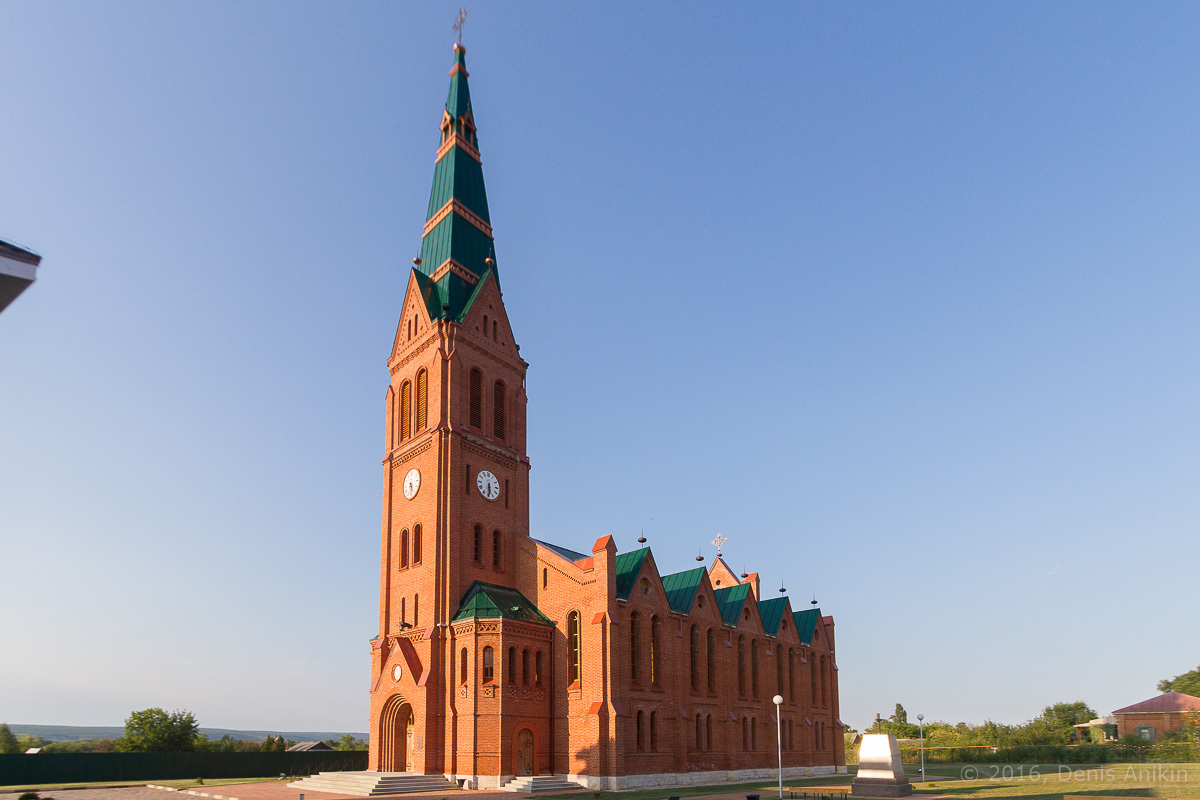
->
[
  {"left": 403, "top": 468, "right": 420, "bottom": 500},
  {"left": 476, "top": 470, "right": 500, "bottom": 501}
]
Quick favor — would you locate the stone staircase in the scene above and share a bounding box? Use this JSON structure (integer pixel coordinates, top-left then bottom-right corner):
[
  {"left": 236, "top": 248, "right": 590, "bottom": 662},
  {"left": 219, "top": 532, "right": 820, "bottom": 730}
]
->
[
  {"left": 287, "top": 771, "right": 458, "bottom": 796},
  {"left": 500, "top": 775, "right": 582, "bottom": 793}
]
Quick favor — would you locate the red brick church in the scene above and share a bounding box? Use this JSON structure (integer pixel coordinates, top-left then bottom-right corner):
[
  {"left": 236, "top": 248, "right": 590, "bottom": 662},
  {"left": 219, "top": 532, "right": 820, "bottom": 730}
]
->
[{"left": 367, "top": 44, "right": 845, "bottom": 790}]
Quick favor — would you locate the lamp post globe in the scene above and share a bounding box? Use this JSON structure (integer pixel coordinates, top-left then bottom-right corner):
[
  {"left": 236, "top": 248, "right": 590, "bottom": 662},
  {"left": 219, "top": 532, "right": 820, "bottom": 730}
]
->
[{"left": 916, "top": 715, "right": 925, "bottom": 780}]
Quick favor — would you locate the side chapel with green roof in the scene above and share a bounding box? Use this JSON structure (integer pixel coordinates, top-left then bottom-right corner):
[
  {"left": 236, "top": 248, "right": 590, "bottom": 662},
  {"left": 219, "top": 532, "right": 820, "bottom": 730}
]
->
[{"left": 366, "top": 44, "right": 844, "bottom": 790}]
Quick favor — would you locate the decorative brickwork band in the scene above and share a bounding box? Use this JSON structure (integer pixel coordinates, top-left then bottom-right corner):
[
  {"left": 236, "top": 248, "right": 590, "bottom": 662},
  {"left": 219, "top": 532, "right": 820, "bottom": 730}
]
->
[
  {"left": 423, "top": 198, "right": 493, "bottom": 238},
  {"left": 429, "top": 258, "right": 480, "bottom": 286},
  {"left": 435, "top": 131, "right": 481, "bottom": 163}
]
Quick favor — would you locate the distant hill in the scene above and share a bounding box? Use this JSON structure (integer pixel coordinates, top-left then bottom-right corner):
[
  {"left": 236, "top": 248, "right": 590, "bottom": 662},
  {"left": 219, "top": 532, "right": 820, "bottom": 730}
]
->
[{"left": 6, "top": 724, "right": 368, "bottom": 743}]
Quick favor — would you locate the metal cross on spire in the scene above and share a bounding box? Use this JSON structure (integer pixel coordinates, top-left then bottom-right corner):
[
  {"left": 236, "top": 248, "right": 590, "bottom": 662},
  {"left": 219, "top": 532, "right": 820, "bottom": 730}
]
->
[
  {"left": 452, "top": 8, "right": 469, "bottom": 44},
  {"left": 711, "top": 533, "right": 728, "bottom": 557}
]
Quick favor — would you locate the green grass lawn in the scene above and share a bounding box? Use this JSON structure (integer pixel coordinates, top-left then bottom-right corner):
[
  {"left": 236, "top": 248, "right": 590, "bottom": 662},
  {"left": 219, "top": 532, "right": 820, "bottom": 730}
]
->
[
  {"left": 0, "top": 776, "right": 283, "bottom": 793},
  {"left": 909, "top": 763, "right": 1199, "bottom": 800}
]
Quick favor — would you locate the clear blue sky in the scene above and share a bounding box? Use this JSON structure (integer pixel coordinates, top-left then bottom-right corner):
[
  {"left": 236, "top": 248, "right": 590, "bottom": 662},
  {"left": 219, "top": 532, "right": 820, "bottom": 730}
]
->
[{"left": 2, "top": 2, "right": 1197, "bottom": 735}]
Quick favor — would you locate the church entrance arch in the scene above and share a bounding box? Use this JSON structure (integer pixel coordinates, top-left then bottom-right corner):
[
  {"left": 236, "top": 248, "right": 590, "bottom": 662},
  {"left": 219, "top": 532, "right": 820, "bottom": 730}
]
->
[
  {"left": 379, "top": 695, "right": 414, "bottom": 772},
  {"left": 513, "top": 727, "right": 537, "bottom": 776}
]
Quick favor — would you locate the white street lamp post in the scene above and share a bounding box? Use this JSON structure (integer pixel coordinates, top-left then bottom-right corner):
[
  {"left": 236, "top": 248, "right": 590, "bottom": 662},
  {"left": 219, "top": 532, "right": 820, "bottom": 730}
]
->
[
  {"left": 773, "top": 695, "right": 784, "bottom": 798},
  {"left": 917, "top": 714, "right": 925, "bottom": 782}
]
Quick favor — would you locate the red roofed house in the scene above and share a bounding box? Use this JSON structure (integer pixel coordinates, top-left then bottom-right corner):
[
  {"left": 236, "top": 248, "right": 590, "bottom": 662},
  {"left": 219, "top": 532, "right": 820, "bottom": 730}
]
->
[
  {"left": 354, "top": 43, "right": 844, "bottom": 791},
  {"left": 1112, "top": 692, "right": 1200, "bottom": 742}
]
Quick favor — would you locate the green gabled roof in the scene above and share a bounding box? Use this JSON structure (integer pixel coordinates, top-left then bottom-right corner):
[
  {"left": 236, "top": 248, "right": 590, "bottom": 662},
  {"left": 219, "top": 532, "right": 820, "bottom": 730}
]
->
[
  {"left": 714, "top": 583, "right": 752, "bottom": 626},
  {"left": 757, "top": 597, "right": 789, "bottom": 636},
  {"left": 793, "top": 608, "right": 821, "bottom": 645},
  {"left": 453, "top": 581, "right": 553, "bottom": 626},
  {"left": 614, "top": 548, "right": 650, "bottom": 600},
  {"left": 660, "top": 567, "right": 706, "bottom": 613},
  {"left": 413, "top": 44, "right": 500, "bottom": 322}
]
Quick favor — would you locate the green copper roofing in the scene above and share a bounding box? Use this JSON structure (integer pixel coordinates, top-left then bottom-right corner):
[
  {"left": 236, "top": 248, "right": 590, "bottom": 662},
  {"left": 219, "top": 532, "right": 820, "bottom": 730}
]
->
[
  {"left": 757, "top": 597, "right": 789, "bottom": 636},
  {"left": 614, "top": 549, "right": 650, "bottom": 601},
  {"left": 412, "top": 44, "right": 499, "bottom": 322},
  {"left": 714, "top": 583, "right": 752, "bottom": 627},
  {"left": 660, "top": 567, "right": 706, "bottom": 613},
  {"left": 793, "top": 608, "right": 821, "bottom": 645},
  {"left": 453, "top": 581, "right": 553, "bottom": 626}
]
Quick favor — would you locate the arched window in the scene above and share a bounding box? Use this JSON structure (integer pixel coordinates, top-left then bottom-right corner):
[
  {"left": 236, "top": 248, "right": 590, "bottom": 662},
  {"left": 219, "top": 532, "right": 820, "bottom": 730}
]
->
[
  {"left": 629, "top": 611, "right": 641, "bottom": 684},
  {"left": 567, "top": 611, "right": 581, "bottom": 684},
  {"left": 706, "top": 715, "right": 712, "bottom": 751},
  {"left": 492, "top": 319, "right": 498, "bottom": 341},
  {"left": 469, "top": 368, "right": 482, "bottom": 429},
  {"left": 649, "top": 616, "right": 661, "bottom": 685},
  {"left": 738, "top": 636, "right": 746, "bottom": 695},
  {"left": 742, "top": 717, "right": 749, "bottom": 750},
  {"left": 777, "top": 646, "right": 784, "bottom": 695},
  {"left": 751, "top": 718, "right": 757, "bottom": 750},
  {"left": 482, "top": 646, "right": 494, "bottom": 682},
  {"left": 399, "top": 529, "right": 409, "bottom": 569},
  {"left": 820, "top": 656, "right": 828, "bottom": 705},
  {"left": 788, "top": 719, "right": 794, "bottom": 750},
  {"left": 415, "top": 369, "right": 428, "bottom": 431},
  {"left": 400, "top": 380, "right": 412, "bottom": 441},
  {"left": 751, "top": 640, "right": 759, "bottom": 697},
  {"left": 492, "top": 529, "right": 501, "bottom": 568},
  {"left": 695, "top": 714, "right": 703, "bottom": 750},
  {"left": 460, "top": 647, "right": 468, "bottom": 684},
  {"left": 636, "top": 710, "right": 644, "bottom": 751},
  {"left": 412, "top": 524, "right": 422, "bottom": 565},
  {"left": 535, "top": 650, "right": 543, "bottom": 686},
  {"left": 788, "top": 648, "right": 795, "bottom": 701},
  {"left": 706, "top": 628, "right": 716, "bottom": 692},
  {"left": 507, "top": 647, "right": 516, "bottom": 685},
  {"left": 810, "top": 652, "right": 818, "bottom": 703},
  {"left": 413, "top": 594, "right": 419, "bottom": 626},
  {"left": 493, "top": 381, "right": 506, "bottom": 440},
  {"left": 689, "top": 624, "right": 700, "bottom": 691},
  {"left": 473, "top": 524, "right": 482, "bottom": 563},
  {"left": 400, "top": 597, "right": 405, "bottom": 625},
  {"left": 542, "top": 567, "right": 548, "bottom": 588},
  {"left": 650, "top": 711, "right": 658, "bottom": 751},
  {"left": 522, "top": 649, "right": 530, "bottom": 685}
]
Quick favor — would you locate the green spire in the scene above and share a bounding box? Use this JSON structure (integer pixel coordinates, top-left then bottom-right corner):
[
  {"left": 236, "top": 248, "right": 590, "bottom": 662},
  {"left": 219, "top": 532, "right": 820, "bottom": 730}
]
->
[{"left": 416, "top": 43, "right": 498, "bottom": 321}]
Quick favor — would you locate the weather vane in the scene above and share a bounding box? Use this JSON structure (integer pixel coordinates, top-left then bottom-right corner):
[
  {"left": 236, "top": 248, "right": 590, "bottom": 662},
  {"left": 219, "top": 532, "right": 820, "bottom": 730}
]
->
[
  {"left": 711, "top": 533, "right": 728, "bottom": 557},
  {"left": 453, "top": 8, "right": 469, "bottom": 45}
]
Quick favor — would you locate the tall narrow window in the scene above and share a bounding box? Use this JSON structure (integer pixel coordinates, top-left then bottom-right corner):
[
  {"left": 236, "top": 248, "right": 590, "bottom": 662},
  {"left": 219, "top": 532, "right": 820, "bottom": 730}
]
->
[
  {"left": 473, "top": 524, "right": 482, "bottom": 563},
  {"left": 636, "top": 710, "right": 644, "bottom": 751},
  {"left": 738, "top": 636, "right": 746, "bottom": 695},
  {"left": 810, "top": 653, "right": 818, "bottom": 703},
  {"left": 507, "top": 647, "right": 516, "bottom": 685},
  {"left": 466, "top": 463, "right": 471, "bottom": 494},
  {"left": 649, "top": 616, "right": 660, "bottom": 685},
  {"left": 706, "top": 628, "right": 716, "bottom": 692},
  {"left": 751, "top": 718, "right": 757, "bottom": 750},
  {"left": 412, "top": 524, "right": 422, "bottom": 565},
  {"left": 788, "top": 648, "right": 795, "bottom": 702},
  {"left": 460, "top": 648, "right": 468, "bottom": 684},
  {"left": 492, "top": 320, "right": 498, "bottom": 341},
  {"left": 650, "top": 711, "right": 658, "bottom": 751},
  {"left": 695, "top": 714, "right": 703, "bottom": 749},
  {"left": 469, "top": 368, "right": 482, "bottom": 428},
  {"left": 821, "top": 656, "right": 829, "bottom": 706},
  {"left": 387, "top": 388, "right": 396, "bottom": 449},
  {"left": 535, "top": 650, "right": 543, "bottom": 686},
  {"left": 706, "top": 715, "right": 712, "bottom": 751},
  {"left": 689, "top": 624, "right": 700, "bottom": 691},
  {"left": 742, "top": 717, "right": 749, "bottom": 750},
  {"left": 504, "top": 479, "right": 509, "bottom": 508},
  {"left": 492, "top": 529, "right": 501, "bottom": 568},
  {"left": 400, "top": 529, "right": 409, "bottom": 569},
  {"left": 752, "top": 640, "right": 759, "bottom": 697},
  {"left": 493, "top": 381, "right": 506, "bottom": 440},
  {"left": 413, "top": 594, "right": 419, "bottom": 626},
  {"left": 777, "top": 647, "right": 784, "bottom": 695},
  {"left": 629, "top": 611, "right": 641, "bottom": 685},
  {"left": 567, "top": 611, "right": 581, "bottom": 683},
  {"left": 400, "top": 597, "right": 406, "bottom": 625},
  {"left": 522, "top": 649, "right": 530, "bottom": 685},
  {"left": 542, "top": 567, "right": 548, "bottom": 589},
  {"left": 482, "top": 646, "right": 494, "bottom": 682},
  {"left": 415, "top": 369, "right": 428, "bottom": 430},
  {"left": 400, "top": 381, "right": 412, "bottom": 441}
]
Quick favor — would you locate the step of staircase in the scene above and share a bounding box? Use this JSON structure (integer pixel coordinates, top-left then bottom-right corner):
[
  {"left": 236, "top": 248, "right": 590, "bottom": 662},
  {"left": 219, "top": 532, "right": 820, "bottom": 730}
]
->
[
  {"left": 287, "top": 771, "right": 458, "bottom": 796},
  {"left": 500, "top": 775, "right": 582, "bottom": 793}
]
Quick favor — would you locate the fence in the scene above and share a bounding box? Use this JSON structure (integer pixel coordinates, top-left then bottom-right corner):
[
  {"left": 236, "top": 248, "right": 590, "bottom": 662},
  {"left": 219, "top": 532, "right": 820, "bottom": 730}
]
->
[
  {"left": 889, "top": 742, "right": 1200, "bottom": 765},
  {"left": 0, "top": 750, "right": 368, "bottom": 787}
]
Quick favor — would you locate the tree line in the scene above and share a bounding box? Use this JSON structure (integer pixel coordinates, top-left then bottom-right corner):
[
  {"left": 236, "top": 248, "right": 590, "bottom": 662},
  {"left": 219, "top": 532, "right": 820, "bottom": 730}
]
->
[{"left": 0, "top": 709, "right": 367, "bottom": 754}]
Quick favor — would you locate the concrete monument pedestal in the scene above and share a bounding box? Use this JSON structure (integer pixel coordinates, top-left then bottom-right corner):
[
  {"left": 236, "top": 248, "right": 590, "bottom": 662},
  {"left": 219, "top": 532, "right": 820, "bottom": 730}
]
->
[{"left": 850, "top": 734, "right": 912, "bottom": 798}]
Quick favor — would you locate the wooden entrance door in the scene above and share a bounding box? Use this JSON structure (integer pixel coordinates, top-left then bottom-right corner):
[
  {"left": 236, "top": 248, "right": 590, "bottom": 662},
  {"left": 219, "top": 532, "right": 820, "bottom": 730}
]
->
[{"left": 515, "top": 729, "right": 535, "bottom": 776}]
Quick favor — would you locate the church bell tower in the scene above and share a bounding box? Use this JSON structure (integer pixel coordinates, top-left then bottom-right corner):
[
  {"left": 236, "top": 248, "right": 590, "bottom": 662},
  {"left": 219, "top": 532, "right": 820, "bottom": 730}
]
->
[{"left": 369, "top": 42, "right": 532, "bottom": 775}]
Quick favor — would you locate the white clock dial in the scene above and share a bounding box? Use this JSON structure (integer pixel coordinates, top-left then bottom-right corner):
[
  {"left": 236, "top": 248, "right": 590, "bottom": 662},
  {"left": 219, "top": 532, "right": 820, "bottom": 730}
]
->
[
  {"left": 403, "top": 468, "right": 421, "bottom": 500},
  {"left": 476, "top": 470, "right": 500, "bottom": 501}
]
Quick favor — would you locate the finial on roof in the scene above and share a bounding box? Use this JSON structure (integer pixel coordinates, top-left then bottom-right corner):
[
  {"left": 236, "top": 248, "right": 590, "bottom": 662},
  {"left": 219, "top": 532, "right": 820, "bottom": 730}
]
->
[
  {"left": 740, "top": 565, "right": 748, "bottom": 580},
  {"left": 711, "top": 532, "right": 727, "bottom": 557},
  {"left": 811, "top": 593, "right": 818, "bottom": 606},
  {"left": 637, "top": 527, "right": 647, "bottom": 547},
  {"left": 413, "top": 256, "right": 422, "bottom": 266},
  {"left": 453, "top": 8, "right": 469, "bottom": 47},
  {"left": 695, "top": 547, "right": 704, "bottom": 563},
  {"left": 779, "top": 580, "right": 786, "bottom": 594}
]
